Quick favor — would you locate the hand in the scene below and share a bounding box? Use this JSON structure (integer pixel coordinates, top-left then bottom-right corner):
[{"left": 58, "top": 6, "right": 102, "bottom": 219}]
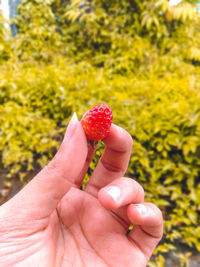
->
[{"left": 0, "top": 114, "right": 163, "bottom": 267}]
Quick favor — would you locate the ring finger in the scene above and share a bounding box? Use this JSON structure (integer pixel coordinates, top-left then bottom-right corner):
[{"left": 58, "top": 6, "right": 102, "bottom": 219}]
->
[{"left": 98, "top": 177, "right": 145, "bottom": 229}]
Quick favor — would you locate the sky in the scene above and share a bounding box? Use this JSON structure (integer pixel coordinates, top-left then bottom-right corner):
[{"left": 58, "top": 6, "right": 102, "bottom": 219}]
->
[
  {"left": 0, "top": 1, "right": 184, "bottom": 20},
  {"left": 169, "top": 0, "right": 182, "bottom": 5},
  {"left": 0, "top": 0, "right": 199, "bottom": 21},
  {"left": 0, "top": 0, "right": 9, "bottom": 20}
]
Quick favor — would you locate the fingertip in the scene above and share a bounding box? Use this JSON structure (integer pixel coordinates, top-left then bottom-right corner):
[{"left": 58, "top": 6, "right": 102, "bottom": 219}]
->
[
  {"left": 62, "top": 112, "right": 79, "bottom": 143},
  {"left": 127, "top": 203, "right": 163, "bottom": 227},
  {"left": 98, "top": 186, "right": 120, "bottom": 210},
  {"left": 127, "top": 203, "right": 163, "bottom": 258},
  {"left": 103, "top": 124, "right": 133, "bottom": 152},
  {"left": 127, "top": 204, "right": 143, "bottom": 225},
  {"left": 98, "top": 178, "right": 145, "bottom": 211}
]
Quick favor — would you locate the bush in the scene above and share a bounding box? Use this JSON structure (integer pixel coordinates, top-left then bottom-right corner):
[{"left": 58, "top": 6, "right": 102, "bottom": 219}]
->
[{"left": 0, "top": 0, "right": 200, "bottom": 266}]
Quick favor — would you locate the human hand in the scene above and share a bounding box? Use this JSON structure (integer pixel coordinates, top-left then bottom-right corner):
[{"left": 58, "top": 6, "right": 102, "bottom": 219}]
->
[{"left": 0, "top": 113, "right": 163, "bottom": 267}]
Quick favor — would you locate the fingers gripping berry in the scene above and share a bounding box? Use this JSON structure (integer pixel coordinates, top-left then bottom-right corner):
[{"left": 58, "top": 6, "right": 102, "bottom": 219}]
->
[{"left": 81, "top": 104, "right": 113, "bottom": 141}]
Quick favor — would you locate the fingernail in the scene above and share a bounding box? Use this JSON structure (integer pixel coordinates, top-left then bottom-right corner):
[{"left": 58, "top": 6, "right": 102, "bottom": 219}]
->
[
  {"left": 134, "top": 204, "right": 154, "bottom": 217},
  {"left": 103, "top": 186, "right": 121, "bottom": 203},
  {"left": 63, "top": 112, "right": 78, "bottom": 142}
]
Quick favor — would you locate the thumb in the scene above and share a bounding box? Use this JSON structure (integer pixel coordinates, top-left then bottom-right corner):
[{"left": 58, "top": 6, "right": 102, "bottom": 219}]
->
[{"left": 4, "top": 113, "right": 88, "bottom": 218}]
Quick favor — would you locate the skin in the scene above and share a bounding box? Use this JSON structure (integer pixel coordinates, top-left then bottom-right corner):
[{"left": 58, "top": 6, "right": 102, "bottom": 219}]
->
[{"left": 0, "top": 116, "right": 163, "bottom": 267}]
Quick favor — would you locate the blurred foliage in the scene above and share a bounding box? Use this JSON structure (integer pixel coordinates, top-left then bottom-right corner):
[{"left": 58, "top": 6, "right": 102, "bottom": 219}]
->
[{"left": 0, "top": 0, "right": 200, "bottom": 265}]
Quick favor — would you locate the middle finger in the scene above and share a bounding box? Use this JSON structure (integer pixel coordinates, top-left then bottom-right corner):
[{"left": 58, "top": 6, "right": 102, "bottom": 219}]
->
[{"left": 85, "top": 124, "right": 133, "bottom": 197}]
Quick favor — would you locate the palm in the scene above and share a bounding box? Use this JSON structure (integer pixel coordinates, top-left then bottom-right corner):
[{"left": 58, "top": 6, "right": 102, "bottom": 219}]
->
[{"left": 43, "top": 188, "right": 146, "bottom": 267}]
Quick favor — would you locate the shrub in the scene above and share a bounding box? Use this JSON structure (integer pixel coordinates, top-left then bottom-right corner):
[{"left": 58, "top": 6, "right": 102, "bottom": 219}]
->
[{"left": 0, "top": 0, "right": 200, "bottom": 266}]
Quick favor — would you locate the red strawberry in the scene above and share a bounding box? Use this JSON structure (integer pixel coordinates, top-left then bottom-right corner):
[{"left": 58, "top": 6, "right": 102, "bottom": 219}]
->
[{"left": 81, "top": 104, "right": 113, "bottom": 141}]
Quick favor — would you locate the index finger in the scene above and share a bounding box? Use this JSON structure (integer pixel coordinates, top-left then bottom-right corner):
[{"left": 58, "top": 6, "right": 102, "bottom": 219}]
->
[{"left": 85, "top": 124, "right": 133, "bottom": 197}]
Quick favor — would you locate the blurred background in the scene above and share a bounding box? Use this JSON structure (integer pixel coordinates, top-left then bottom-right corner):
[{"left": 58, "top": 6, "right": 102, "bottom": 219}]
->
[{"left": 0, "top": 0, "right": 200, "bottom": 266}]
